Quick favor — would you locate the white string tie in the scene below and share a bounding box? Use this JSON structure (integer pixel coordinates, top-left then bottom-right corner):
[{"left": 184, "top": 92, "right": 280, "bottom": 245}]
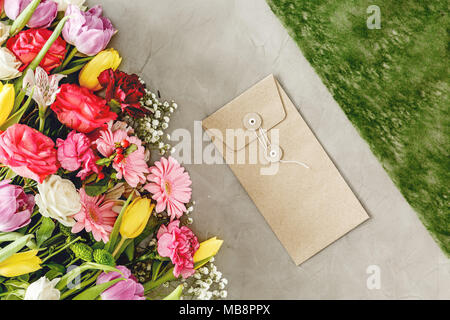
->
[{"left": 255, "top": 128, "right": 310, "bottom": 169}]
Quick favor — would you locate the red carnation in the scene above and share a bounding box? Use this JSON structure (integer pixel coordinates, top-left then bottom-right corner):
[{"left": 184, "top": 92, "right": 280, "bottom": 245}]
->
[{"left": 98, "top": 69, "right": 148, "bottom": 117}]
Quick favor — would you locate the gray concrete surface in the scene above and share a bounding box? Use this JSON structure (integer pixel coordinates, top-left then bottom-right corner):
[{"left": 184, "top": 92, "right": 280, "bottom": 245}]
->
[{"left": 91, "top": 0, "right": 450, "bottom": 299}]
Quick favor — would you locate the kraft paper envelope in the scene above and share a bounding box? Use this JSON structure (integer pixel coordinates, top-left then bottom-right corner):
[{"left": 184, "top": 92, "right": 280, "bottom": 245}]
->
[{"left": 202, "top": 74, "right": 369, "bottom": 265}]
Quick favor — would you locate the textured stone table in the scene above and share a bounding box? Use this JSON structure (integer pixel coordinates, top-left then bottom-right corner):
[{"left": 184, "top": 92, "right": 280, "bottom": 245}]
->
[{"left": 91, "top": 0, "right": 450, "bottom": 299}]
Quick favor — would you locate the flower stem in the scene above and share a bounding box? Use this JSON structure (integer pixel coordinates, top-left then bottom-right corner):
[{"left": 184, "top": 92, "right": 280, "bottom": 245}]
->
[
  {"left": 56, "top": 46, "right": 78, "bottom": 73},
  {"left": 38, "top": 107, "right": 46, "bottom": 132},
  {"left": 41, "top": 236, "right": 81, "bottom": 263},
  {"left": 112, "top": 237, "right": 127, "bottom": 258}
]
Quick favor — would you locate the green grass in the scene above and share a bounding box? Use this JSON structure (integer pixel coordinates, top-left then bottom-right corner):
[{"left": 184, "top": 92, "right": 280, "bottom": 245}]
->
[{"left": 267, "top": 0, "right": 449, "bottom": 255}]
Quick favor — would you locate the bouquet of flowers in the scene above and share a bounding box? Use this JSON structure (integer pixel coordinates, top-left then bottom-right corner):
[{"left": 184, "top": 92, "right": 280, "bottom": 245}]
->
[{"left": 0, "top": 0, "right": 226, "bottom": 300}]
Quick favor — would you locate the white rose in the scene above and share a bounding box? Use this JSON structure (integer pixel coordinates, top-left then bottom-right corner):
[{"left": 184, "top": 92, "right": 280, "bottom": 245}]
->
[
  {"left": 35, "top": 175, "right": 81, "bottom": 227},
  {"left": 51, "top": 0, "right": 86, "bottom": 11},
  {"left": 0, "top": 47, "right": 22, "bottom": 81},
  {"left": 24, "top": 277, "right": 61, "bottom": 300},
  {"left": 0, "top": 22, "right": 11, "bottom": 46}
]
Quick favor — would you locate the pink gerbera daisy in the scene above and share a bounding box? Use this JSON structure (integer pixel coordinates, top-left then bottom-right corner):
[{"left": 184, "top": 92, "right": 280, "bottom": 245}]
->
[
  {"left": 144, "top": 156, "right": 192, "bottom": 220},
  {"left": 71, "top": 188, "right": 119, "bottom": 243},
  {"left": 95, "top": 121, "right": 149, "bottom": 188}
]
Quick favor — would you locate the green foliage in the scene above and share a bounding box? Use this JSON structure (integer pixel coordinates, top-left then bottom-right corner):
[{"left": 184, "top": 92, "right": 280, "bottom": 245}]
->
[
  {"left": 36, "top": 217, "right": 55, "bottom": 248},
  {"left": 69, "top": 242, "right": 93, "bottom": 262},
  {"left": 93, "top": 249, "right": 116, "bottom": 267},
  {"left": 267, "top": 0, "right": 450, "bottom": 254}
]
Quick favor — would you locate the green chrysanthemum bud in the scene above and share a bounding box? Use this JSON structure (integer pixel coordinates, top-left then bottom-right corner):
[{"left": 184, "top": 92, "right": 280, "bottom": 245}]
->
[
  {"left": 59, "top": 225, "right": 72, "bottom": 237},
  {"left": 70, "top": 243, "right": 93, "bottom": 262},
  {"left": 93, "top": 249, "right": 116, "bottom": 267}
]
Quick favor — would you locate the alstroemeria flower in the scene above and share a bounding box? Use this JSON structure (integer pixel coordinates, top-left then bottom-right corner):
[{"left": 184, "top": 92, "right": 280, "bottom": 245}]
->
[{"left": 23, "top": 67, "right": 66, "bottom": 108}]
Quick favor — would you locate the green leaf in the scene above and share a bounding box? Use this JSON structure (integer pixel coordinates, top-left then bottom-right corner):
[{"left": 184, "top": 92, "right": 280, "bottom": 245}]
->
[
  {"left": 124, "top": 144, "right": 138, "bottom": 156},
  {"left": 72, "top": 278, "right": 123, "bottom": 300},
  {"left": 95, "top": 158, "right": 112, "bottom": 166},
  {"left": 36, "top": 217, "right": 55, "bottom": 248},
  {"left": 84, "top": 178, "right": 110, "bottom": 197},
  {"left": 143, "top": 257, "right": 212, "bottom": 293},
  {"left": 104, "top": 192, "right": 134, "bottom": 253},
  {"left": 125, "top": 241, "right": 134, "bottom": 261},
  {"left": 45, "top": 262, "right": 66, "bottom": 274},
  {"left": 45, "top": 269, "right": 62, "bottom": 281},
  {"left": 0, "top": 89, "right": 34, "bottom": 131},
  {"left": 0, "top": 232, "right": 36, "bottom": 250},
  {"left": 0, "top": 234, "right": 34, "bottom": 264},
  {"left": 56, "top": 263, "right": 120, "bottom": 290},
  {"left": 163, "top": 284, "right": 183, "bottom": 300}
]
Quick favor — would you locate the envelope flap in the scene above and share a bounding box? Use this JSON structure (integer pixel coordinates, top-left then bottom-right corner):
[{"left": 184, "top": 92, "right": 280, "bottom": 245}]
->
[{"left": 202, "top": 74, "right": 286, "bottom": 151}]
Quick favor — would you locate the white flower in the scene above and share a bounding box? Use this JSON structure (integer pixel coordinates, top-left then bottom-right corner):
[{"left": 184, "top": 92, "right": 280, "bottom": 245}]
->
[
  {"left": 51, "top": 0, "right": 86, "bottom": 11},
  {"left": 24, "top": 277, "right": 61, "bottom": 300},
  {"left": 35, "top": 175, "right": 81, "bottom": 227},
  {"left": 0, "top": 22, "right": 11, "bottom": 46},
  {"left": 23, "top": 67, "right": 66, "bottom": 107},
  {"left": 0, "top": 48, "right": 22, "bottom": 81}
]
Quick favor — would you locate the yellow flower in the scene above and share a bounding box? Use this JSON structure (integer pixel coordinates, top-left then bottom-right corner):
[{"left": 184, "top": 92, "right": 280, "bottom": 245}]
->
[
  {"left": 79, "top": 48, "right": 122, "bottom": 91},
  {"left": 0, "top": 250, "right": 42, "bottom": 277},
  {"left": 119, "top": 198, "right": 154, "bottom": 239},
  {"left": 0, "top": 82, "right": 15, "bottom": 127},
  {"left": 194, "top": 237, "right": 223, "bottom": 263}
]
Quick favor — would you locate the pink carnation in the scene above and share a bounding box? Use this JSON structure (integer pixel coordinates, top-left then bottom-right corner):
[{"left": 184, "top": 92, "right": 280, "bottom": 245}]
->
[
  {"left": 56, "top": 130, "right": 100, "bottom": 180},
  {"left": 71, "top": 188, "right": 118, "bottom": 243},
  {"left": 0, "top": 124, "right": 59, "bottom": 183},
  {"left": 95, "top": 122, "right": 149, "bottom": 187},
  {"left": 144, "top": 156, "right": 192, "bottom": 221},
  {"left": 157, "top": 220, "right": 199, "bottom": 279}
]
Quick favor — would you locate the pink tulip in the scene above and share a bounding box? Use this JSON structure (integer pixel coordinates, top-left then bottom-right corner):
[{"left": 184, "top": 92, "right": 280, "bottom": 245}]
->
[
  {"left": 96, "top": 266, "right": 145, "bottom": 300},
  {"left": 4, "top": 0, "right": 57, "bottom": 29},
  {"left": 62, "top": 5, "right": 115, "bottom": 56},
  {"left": 0, "top": 180, "right": 34, "bottom": 232}
]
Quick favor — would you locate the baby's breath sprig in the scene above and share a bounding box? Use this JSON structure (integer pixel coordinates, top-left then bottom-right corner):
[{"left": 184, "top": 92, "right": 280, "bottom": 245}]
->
[
  {"left": 182, "top": 259, "right": 228, "bottom": 300},
  {"left": 125, "top": 85, "right": 178, "bottom": 155}
]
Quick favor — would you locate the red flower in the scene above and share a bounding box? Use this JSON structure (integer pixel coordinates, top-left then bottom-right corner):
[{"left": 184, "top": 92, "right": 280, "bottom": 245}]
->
[
  {"left": 6, "top": 28, "right": 67, "bottom": 74},
  {"left": 51, "top": 84, "right": 117, "bottom": 133},
  {"left": 98, "top": 69, "right": 148, "bottom": 117},
  {"left": 0, "top": 124, "right": 59, "bottom": 183}
]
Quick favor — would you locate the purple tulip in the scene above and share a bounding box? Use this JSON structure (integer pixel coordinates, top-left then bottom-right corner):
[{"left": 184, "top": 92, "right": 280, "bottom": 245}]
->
[
  {"left": 62, "top": 5, "right": 115, "bottom": 56},
  {"left": 96, "top": 266, "right": 145, "bottom": 300},
  {"left": 4, "top": 0, "right": 58, "bottom": 29},
  {"left": 0, "top": 180, "right": 34, "bottom": 232}
]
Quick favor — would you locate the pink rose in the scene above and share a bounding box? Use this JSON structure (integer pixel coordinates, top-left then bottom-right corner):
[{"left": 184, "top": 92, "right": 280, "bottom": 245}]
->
[
  {"left": 0, "top": 124, "right": 59, "bottom": 183},
  {"left": 56, "top": 131, "right": 100, "bottom": 180},
  {"left": 157, "top": 220, "right": 199, "bottom": 279}
]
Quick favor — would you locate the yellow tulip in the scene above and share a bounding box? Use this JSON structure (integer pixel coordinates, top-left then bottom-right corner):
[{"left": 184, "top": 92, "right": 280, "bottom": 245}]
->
[
  {"left": 0, "top": 250, "right": 42, "bottom": 277},
  {"left": 0, "top": 82, "right": 15, "bottom": 127},
  {"left": 120, "top": 197, "right": 154, "bottom": 239},
  {"left": 194, "top": 237, "right": 224, "bottom": 263},
  {"left": 79, "top": 48, "right": 122, "bottom": 91}
]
